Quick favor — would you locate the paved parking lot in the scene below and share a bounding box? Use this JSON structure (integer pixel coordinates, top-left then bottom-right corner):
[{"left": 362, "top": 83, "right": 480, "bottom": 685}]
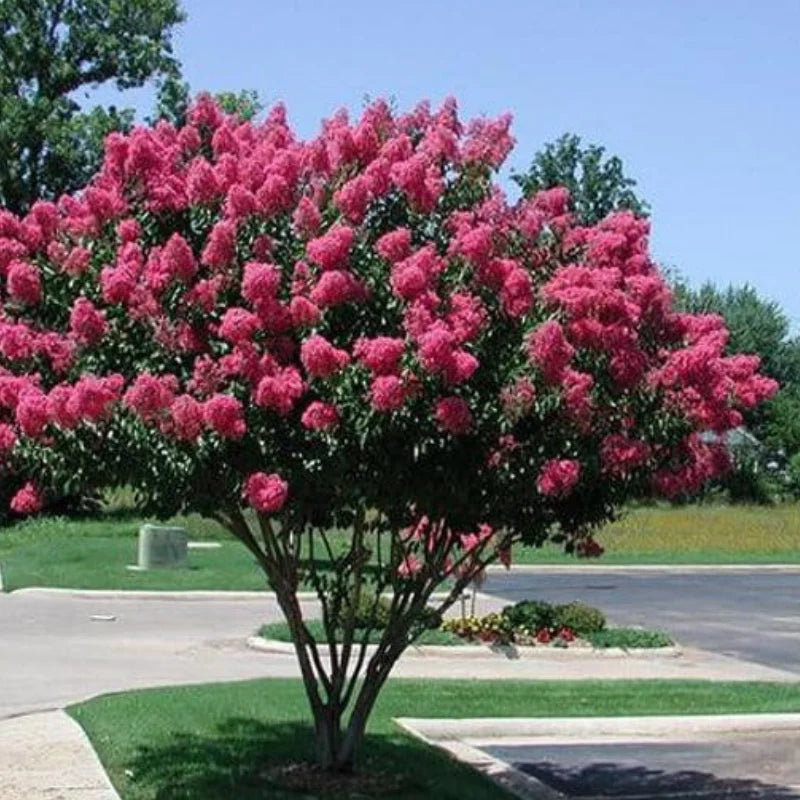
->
[
  {"left": 485, "top": 734, "right": 800, "bottom": 798},
  {"left": 483, "top": 568, "right": 800, "bottom": 675}
]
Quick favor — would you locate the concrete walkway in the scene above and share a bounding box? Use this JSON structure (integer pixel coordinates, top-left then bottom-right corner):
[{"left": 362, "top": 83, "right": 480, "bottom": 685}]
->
[{"left": 0, "top": 711, "right": 120, "bottom": 800}]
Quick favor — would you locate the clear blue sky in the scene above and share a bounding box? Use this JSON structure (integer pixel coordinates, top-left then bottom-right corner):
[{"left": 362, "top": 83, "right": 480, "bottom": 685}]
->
[{"left": 88, "top": 0, "right": 800, "bottom": 329}]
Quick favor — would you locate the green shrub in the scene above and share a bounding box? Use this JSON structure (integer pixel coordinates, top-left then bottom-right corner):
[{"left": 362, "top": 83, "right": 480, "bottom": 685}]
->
[
  {"left": 334, "top": 591, "right": 390, "bottom": 630},
  {"left": 587, "top": 628, "right": 672, "bottom": 649},
  {"left": 501, "top": 600, "right": 555, "bottom": 631},
  {"left": 552, "top": 601, "right": 606, "bottom": 634},
  {"left": 722, "top": 458, "right": 774, "bottom": 505}
]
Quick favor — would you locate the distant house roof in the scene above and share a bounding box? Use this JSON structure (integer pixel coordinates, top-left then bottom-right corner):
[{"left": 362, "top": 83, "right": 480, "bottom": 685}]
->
[{"left": 698, "top": 427, "right": 762, "bottom": 451}]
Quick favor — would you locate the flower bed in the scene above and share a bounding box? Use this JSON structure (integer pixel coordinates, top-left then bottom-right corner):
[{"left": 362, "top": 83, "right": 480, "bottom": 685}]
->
[
  {"left": 441, "top": 599, "right": 673, "bottom": 649},
  {"left": 256, "top": 598, "right": 673, "bottom": 651}
]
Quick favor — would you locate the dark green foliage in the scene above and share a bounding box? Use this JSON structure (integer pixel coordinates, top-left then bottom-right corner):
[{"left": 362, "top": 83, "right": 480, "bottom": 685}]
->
[
  {"left": 720, "top": 457, "right": 774, "bottom": 506},
  {"left": 587, "top": 628, "right": 673, "bottom": 649},
  {"left": 513, "top": 133, "right": 649, "bottom": 225},
  {"left": 552, "top": 601, "right": 606, "bottom": 634},
  {"left": 501, "top": 599, "right": 555, "bottom": 631},
  {"left": 0, "top": 0, "right": 185, "bottom": 213},
  {"left": 764, "top": 387, "right": 800, "bottom": 455}
]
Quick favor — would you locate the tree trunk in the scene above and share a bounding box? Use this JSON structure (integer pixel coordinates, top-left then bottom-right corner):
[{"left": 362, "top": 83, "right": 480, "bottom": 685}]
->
[{"left": 314, "top": 704, "right": 344, "bottom": 771}]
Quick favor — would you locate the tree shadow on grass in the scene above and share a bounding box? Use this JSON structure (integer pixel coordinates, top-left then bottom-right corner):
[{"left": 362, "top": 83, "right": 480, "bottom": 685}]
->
[{"left": 124, "top": 717, "right": 493, "bottom": 800}]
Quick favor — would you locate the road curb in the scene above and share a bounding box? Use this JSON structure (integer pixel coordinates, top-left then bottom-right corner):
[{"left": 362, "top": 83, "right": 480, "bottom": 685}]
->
[
  {"left": 486, "top": 563, "right": 800, "bottom": 574},
  {"left": 246, "top": 635, "right": 682, "bottom": 660},
  {"left": 9, "top": 587, "right": 462, "bottom": 602},
  {"left": 10, "top": 587, "right": 283, "bottom": 601},
  {"left": 395, "top": 713, "right": 800, "bottom": 800},
  {"left": 396, "top": 712, "right": 800, "bottom": 741}
]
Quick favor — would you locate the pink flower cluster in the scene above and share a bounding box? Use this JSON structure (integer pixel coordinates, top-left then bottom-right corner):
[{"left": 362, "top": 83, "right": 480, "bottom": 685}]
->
[{"left": 0, "top": 93, "right": 776, "bottom": 523}]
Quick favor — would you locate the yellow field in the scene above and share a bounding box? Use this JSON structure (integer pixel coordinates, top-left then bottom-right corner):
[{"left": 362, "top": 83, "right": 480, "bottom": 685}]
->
[{"left": 597, "top": 504, "right": 800, "bottom": 555}]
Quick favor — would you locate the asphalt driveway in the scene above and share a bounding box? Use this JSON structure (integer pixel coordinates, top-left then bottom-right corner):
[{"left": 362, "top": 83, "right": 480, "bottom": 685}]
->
[{"left": 483, "top": 568, "right": 800, "bottom": 675}]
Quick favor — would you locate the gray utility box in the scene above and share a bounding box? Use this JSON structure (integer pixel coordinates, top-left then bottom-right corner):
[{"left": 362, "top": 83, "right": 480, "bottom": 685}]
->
[{"left": 135, "top": 524, "right": 188, "bottom": 570}]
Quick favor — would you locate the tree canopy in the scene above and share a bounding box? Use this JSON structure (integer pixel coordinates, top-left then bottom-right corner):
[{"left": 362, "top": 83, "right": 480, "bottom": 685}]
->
[
  {"left": 513, "top": 133, "right": 649, "bottom": 226},
  {"left": 0, "top": 0, "right": 184, "bottom": 214},
  {"left": 0, "top": 95, "right": 776, "bottom": 769}
]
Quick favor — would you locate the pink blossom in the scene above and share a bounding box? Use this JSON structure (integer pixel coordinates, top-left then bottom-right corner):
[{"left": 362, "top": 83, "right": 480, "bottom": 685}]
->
[
  {"left": 10, "top": 482, "right": 43, "bottom": 514},
  {"left": 255, "top": 367, "right": 305, "bottom": 415},
  {"left": 69, "top": 298, "right": 107, "bottom": 345},
  {"left": 162, "top": 233, "right": 196, "bottom": 282},
  {"left": 187, "top": 158, "right": 221, "bottom": 204},
  {"left": 434, "top": 396, "right": 472, "bottom": 434},
  {"left": 375, "top": 228, "right": 412, "bottom": 263},
  {"left": 536, "top": 459, "right": 581, "bottom": 497},
  {"left": 63, "top": 247, "right": 91, "bottom": 276},
  {"left": 289, "top": 296, "right": 321, "bottom": 327},
  {"left": 309, "top": 270, "right": 366, "bottom": 308},
  {"left": 292, "top": 196, "right": 322, "bottom": 237},
  {"left": 334, "top": 175, "right": 371, "bottom": 223},
  {"left": 201, "top": 220, "right": 237, "bottom": 269},
  {"left": 203, "top": 394, "right": 246, "bottom": 439},
  {"left": 397, "top": 554, "right": 422, "bottom": 577},
  {"left": 526, "top": 321, "right": 574, "bottom": 384},
  {"left": 301, "top": 401, "right": 340, "bottom": 431},
  {"left": 354, "top": 337, "right": 405, "bottom": 375},
  {"left": 218, "top": 308, "right": 261, "bottom": 344},
  {"left": 600, "top": 434, "right": 651, "bottom": 475},
  {"left": 7, "top": 260, "right": 41, "bottom": 304},
  {"left": 169, "top": 395, "right": 205, "bottom": 441},
  {"left": 306, "top": 225, "right": 354, "bottom": 270},
  {"left": 69, "top": 375, "right": 122, "bottom": 422},
  {"left": 123, "top": 373, "right": 178, "bottom": 422},
  {"left": 185, "top": 277, "right": 223, "bottom": 313},
  {"left": 256, "top": 174, "right": 293, "bottom": 216},
  {"left": 562, "top": 369, "right": 594, "bottom": 429},
  {"left": 500, "top": 377, "right": 536, "bottom": 421},
  {"left": 500, "top": 267, "right": 533, "bottom": 317},
  {"left": 369, "top": 375, "right": 407, "bottom": 411},
  {"left": 242, "top": 262, "right": 281, "bottom": 307},
  {"left": 244, "top": 472, "right": 288, "bottom": 513},
  {"left": 390, "top": 246, "right": 443, "bottom": 301},
  {"left": 300, "top": 335, "right": 350, "bottom": 379},
  {"left": 0, "top": 423, "right": 17, "bottom": 454},
  {"left": 16, "top": 388, "right": 49, "bottom": 437}
]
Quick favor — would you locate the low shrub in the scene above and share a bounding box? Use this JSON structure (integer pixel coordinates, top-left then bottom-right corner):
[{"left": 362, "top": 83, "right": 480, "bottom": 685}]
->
[
  {"left": 501, "top": 600, "right": 555, "bottom": 631},
  {"left": 552, "top": 601, "right": 606, "bottom": 634},
  {"left": 587, "top": 628, "right": 672, "bottom": 649}
]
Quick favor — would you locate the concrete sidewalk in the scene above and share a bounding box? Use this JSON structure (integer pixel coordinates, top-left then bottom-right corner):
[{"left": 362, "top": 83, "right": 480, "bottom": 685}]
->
[{"left": 0, "top": 711, "right": 120, "bottom": 800}]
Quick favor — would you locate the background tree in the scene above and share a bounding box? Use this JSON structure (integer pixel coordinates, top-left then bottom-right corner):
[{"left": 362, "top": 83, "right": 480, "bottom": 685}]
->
[
  {"left": 0, "top": 0, "right": 185, "bottom": 214},
  {"left": 513, "top": 132, "right": 649, "bottom": 225},
  {"left": 0, "top": 95, "right": 774, "bottom": 773}
]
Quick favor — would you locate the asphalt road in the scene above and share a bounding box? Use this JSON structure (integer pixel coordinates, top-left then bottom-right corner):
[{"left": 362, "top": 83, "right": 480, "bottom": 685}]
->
[
  {"left": 485, "top": 734, "right": 800, "bottom": 798},
  {"left": 483, "top": 568, "right": 800, "bottom": 675}
]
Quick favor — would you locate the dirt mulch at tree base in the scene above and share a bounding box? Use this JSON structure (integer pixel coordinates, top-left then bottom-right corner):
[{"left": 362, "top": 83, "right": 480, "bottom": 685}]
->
[{"left": 264, "top": 761, "right": 411, "bottom": 796}]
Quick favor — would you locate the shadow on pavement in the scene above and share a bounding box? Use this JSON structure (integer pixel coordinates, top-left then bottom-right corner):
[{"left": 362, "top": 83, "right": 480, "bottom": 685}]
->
[{"left": 518, "top": 759, "right": 799, "bottom": 798}]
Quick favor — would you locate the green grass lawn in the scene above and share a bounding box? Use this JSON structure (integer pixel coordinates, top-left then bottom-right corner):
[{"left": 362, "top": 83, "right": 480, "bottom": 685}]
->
[
  {"left": 69, "top": 678, "right": 800, "bottom": 800},
  {"left": 2, "top": 503, "right": 799, "bottom": 592},
  {"left": 258, "top": 619, "right": 465, "bottom": 646}
]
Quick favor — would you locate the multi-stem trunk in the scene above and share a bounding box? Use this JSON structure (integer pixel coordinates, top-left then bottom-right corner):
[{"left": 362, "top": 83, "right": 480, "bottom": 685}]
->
[{"left": 219, "top": 507, "right": 502, "bottom": 774}]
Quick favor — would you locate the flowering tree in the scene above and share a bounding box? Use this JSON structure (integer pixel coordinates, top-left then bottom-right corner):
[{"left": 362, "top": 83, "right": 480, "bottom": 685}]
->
[{"left": 0, "top": 95, "right": 776, "bottom": 771}]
